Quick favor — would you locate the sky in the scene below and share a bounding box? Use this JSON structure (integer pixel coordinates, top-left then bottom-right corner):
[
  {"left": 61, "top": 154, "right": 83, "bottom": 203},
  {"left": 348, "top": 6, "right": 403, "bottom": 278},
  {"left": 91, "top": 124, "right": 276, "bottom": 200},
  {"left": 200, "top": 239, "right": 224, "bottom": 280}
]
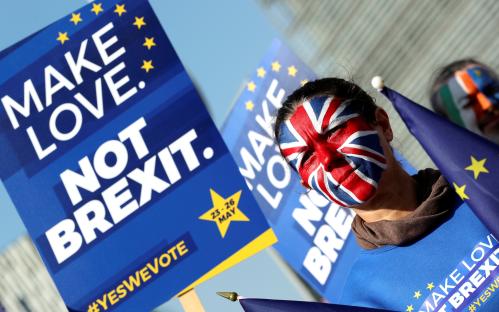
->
[{"left": 0, "top": 1, "right": 310, "bottom": 311}]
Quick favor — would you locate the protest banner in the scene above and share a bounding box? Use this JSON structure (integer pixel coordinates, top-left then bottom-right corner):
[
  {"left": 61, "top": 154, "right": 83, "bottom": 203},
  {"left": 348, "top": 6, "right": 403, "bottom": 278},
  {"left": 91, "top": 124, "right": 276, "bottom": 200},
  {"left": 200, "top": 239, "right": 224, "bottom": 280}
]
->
[
  {"left": 0, "top": 0, "right": 276, "bottom": 311},
  {"left": 222, "top": 39, "right": 415, "bottom": 302}
]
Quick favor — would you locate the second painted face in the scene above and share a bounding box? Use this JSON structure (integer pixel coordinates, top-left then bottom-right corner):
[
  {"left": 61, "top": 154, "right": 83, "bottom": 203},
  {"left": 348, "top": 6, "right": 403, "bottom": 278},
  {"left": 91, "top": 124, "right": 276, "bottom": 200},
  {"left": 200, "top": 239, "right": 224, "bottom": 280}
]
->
[
  {"left": 278, "top": 95, "right": 387, "bottom": 207},
  {"left": 433, "top": 65, "right": 499, "bottom": 139}
]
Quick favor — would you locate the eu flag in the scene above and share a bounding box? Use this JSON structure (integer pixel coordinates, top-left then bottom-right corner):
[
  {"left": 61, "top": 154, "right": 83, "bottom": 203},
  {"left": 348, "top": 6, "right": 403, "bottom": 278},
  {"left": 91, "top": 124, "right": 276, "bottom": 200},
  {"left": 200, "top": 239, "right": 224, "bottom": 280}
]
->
[
  {"left": 376, "top": 81, "right": 499, "bottom": 237},
  {"left": 239, "top": 298, "right": 392, "bottom": 312}
]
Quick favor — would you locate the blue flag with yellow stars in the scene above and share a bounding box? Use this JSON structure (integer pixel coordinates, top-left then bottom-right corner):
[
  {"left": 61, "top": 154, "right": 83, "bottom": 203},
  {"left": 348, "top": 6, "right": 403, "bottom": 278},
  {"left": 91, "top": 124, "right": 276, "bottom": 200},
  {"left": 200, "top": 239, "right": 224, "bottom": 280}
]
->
[
  {"left": 239, "top": 298, "right": 392, "bottom": 312},
  {"left": 0, "top": 0, "right": 276, "bottom": 311},
  {"left": 378, "top": 85, "right": 499, "bottom": 237}
]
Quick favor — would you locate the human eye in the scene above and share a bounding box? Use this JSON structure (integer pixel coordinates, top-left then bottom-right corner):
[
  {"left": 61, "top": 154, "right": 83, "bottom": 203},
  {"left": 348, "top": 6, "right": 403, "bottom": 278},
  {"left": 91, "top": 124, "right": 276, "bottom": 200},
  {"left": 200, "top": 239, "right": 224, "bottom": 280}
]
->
[
  {"left": 459, "top": 96, "right": 474, "bottom": 109},
  {"left": 325, "top": 123, "right": 346, "bottom": 137},
  {"left": 301, "top": 150, "right": 312, "bottom": 163}
]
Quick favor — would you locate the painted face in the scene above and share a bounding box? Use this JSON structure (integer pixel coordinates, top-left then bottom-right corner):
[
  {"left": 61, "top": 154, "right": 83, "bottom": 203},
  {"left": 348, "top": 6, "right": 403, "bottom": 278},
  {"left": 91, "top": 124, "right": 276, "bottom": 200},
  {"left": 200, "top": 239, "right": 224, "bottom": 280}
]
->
[
  {"left": 278, "top": 96, "right": 387, "bottom": 207},
  {"left": 433, "top": 66, "right": 499, "bottom": 137}
]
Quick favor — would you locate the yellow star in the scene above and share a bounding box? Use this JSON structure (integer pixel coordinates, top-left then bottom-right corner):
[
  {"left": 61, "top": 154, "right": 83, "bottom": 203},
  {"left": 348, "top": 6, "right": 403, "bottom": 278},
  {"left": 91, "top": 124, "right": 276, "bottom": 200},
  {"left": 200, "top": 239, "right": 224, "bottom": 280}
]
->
[
  {"left": 247, "top": 81, "right": 256, "bottom": 92},
  {"left": 141, "top": 60, "right": 154, "bottom": 73},
  {"left": 257, "top": 67, "right": 266, "bottom": 78},
  {"left": 413, "top": 290, "right": 422, "bottom": 299},
  {"left": 406, "top": 305, "right": 414, "bottom": 312},
  {"left": 114, "top": 4, "right": 127, "bottom": 17},
  {"left": 426, "top": 282, "right": 435, "bottom": 291},
  {"left": 91, "top": 3, "right": 104, "bottom": 15},
  {"left": 475, "top": 69, "right": 482, "bottom": 76},
  {"left": 143, "top": 37, "right": 156, "bottom": 50},
  {"left": 69, "top": 13, "right": 82, "bottom": 25},
  {"left": 245, "top": 101, "right": 254, "bottom": 111},
  {"left": 300, "top": 79, "right": 309, "bottom": 86},
  {"left": 465, "top": 156, "right": 489, "bottom": 180},
  {"left": 453, "top": 182, "right": 469, "bottom": 200},
  {"left": 133, "top": 17, "right": 146, "bottom": 30},
  {"left": 271, "top": 61, "right": 281, "bottom": 72},
  {"left": 199, "top": 189, "right": 249, "bottom": 238},
  {"left": 56, "top": 32, "right": 69, "bottom": 45},
  {"left": 288, "top": 65, "right": 298, "bottom": 77}
]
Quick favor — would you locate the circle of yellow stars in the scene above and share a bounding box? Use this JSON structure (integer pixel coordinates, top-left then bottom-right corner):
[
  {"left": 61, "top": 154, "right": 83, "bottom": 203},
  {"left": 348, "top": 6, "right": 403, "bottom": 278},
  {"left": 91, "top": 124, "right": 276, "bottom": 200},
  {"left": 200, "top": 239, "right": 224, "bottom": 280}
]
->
[
  {"left": 57, "top": 3, "right": 156, "bottom": 75},
  {"left": 453, "top": 155, "right": 489, "bottom": 201},
  {"left": 243, "top": 60, "right": 311, "bottom": 112}
]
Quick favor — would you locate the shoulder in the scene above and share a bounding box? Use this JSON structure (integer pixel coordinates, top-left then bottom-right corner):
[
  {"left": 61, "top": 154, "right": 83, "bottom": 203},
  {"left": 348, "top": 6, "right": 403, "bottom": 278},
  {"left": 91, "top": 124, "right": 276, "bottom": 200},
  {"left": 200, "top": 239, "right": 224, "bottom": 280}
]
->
[{"left": 339, "top": 202, "right": 494, "bottom": 310}]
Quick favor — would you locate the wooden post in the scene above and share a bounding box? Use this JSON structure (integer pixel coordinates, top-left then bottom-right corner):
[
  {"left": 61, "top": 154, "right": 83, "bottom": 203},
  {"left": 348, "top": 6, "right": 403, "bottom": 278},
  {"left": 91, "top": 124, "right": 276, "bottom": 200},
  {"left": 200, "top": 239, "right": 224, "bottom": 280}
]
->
[{"left": 178, "top": 288, "right": 206, "bottom": 312}]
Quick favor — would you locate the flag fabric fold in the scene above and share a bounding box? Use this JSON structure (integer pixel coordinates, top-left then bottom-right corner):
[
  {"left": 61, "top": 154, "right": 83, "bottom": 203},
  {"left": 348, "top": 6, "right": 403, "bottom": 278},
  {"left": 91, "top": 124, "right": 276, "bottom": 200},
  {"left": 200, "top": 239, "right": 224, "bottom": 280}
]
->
[
  {"left": 239, "top": 298, "right": 392, "bottom": 312},
  {"left": 380, "top": 86, "right": 499, "bottom": 237}
]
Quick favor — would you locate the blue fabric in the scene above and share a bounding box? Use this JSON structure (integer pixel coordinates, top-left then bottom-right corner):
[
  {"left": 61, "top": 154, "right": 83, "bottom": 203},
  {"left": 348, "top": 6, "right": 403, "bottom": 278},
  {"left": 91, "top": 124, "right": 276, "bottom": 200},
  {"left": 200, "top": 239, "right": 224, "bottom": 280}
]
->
[
  {"left": 339, "top": 203, "right": 499, "bottom": 312},
  {"left": 240, "top": 298, "right": 391, "bottom": 312},
  {"left": 381, "top": 87, "right": 499, "bottom": 239}
]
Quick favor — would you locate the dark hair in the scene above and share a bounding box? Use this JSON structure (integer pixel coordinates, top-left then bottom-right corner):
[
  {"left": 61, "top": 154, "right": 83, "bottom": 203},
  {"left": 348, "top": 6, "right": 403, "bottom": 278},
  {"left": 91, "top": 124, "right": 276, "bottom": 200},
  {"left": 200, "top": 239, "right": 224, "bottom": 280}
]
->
[
  {"left": 274, "top": 78, "right": 378, "bottom": 144},
  {"left": 429, "top": 58, "right": 498, "bottom": 115}
]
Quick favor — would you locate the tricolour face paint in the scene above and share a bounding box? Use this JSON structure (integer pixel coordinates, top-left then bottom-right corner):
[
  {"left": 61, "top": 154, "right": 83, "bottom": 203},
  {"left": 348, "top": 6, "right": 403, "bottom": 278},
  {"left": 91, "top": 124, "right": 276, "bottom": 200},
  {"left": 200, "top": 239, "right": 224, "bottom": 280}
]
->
[
  {"left": 435, "top": 66, "right": 499, "bottom": 134},
  {"left": 278, "top": 95, "right": 387, "bottom": 207}
]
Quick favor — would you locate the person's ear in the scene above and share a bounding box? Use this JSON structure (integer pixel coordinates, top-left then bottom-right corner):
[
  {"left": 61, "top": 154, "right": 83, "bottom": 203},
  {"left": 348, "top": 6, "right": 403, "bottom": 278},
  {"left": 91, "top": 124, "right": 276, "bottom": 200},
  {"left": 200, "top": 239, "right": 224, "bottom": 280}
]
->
[{"left": 375, "top": 108, "right": 393, "bottom": 142}]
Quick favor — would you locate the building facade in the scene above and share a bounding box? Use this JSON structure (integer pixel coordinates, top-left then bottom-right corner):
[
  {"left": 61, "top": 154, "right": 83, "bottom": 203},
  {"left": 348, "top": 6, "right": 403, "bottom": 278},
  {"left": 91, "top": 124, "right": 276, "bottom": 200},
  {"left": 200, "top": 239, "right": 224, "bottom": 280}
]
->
[
  {"left": 258, "top": 0, "right": 499, "bottom": 169},
  {"left": 0, "top": 236, "right": 66, "bottom": 312}
]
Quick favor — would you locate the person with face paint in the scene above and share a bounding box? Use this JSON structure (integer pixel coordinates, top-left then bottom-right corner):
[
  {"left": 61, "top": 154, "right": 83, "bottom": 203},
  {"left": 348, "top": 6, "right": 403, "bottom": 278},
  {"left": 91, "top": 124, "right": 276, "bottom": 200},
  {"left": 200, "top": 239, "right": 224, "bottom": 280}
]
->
[
  {"left": 430, "top": 59, "right": 499, "bottom": 145},
  {"left": 274, "top": 78, "right": 499, "bottom": 311}
]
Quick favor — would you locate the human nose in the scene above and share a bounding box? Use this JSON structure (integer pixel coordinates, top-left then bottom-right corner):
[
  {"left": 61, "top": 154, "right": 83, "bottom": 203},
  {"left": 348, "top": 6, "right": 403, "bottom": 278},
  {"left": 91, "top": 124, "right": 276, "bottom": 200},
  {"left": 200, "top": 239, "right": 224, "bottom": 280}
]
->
[
  {"left": 315, "top": 143, "right": 337, "bottom": 171},
  {"left": 475, "top": 92, "right": 493, "bottom": 112},
  {"left": 470, "top": 92, "right": 493, "bottom": 123}
]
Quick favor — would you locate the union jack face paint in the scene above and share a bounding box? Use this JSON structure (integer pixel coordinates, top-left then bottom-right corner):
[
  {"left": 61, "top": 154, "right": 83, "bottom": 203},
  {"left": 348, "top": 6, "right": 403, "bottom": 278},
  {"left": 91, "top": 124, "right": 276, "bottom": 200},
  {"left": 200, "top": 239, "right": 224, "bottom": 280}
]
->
[{"left": 278, "top": 95, "right": 387, "bottom": 207}]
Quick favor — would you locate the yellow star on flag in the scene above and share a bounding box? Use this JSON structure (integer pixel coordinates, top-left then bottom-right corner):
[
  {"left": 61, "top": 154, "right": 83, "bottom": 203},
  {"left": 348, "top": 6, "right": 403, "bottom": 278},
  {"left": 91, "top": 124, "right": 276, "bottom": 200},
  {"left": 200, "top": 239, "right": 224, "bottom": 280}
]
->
[
  {"left": 247, "top": 81, "right": 256, "bottom": 92},
  {"left": 245, "top": 101, "right": 254, "bottom": 111},
  {"left": 114, "top": 4, "right": 127, "bottom": 17},
  {"left": 465, "top": 156, "right": 489, "bottom": 179},
  {"left": 69, "top": 13, "right": 82, "bottom": 25},
  {"left": 141, "top": 60, "right": 154, "bottom": 73},
  {"left": 133, "top": 17, "right": 146, "bottom": 30},
  {"left": 56, "top": 32, "right": 69, "bottom": 45},
  {"left": 453, "top": 182, "right": 469, "bottom": 200},
  {"left": 406, "top": 305, "right": 414, "bottom": 312},
  {"left": 413, "top": 290, "right": 422, "bottom": 299},
  {"left": 426, "top": 282, "right": 435, "bottom": 291},
  {"left": 91, "top": 3, "right": 104, "bottom": 15},
  {"left": 199, "top": 189, "right": 249, "bottom": 238},
  {"left": 300, "top": 79, "right": 309, "bottom": 86},
  {"left": 143, "top": 37, "right": 156, "bottom": 50},
  {"left": 288, "top": 65, "right": 298, "bottom": 77},
  {"left": 271, "top": 61, "right": 281, "bottom": 72},
  {"left": 257, "top": 67, "right": 266, "bottom": 78}
]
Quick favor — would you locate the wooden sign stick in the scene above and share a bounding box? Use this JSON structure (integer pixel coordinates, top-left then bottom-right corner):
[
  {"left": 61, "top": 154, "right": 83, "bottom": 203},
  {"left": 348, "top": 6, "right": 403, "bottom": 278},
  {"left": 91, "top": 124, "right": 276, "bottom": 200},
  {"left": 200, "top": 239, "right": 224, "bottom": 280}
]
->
[{"left": 178, "top": 288, "right": 206, "bottom": 312}]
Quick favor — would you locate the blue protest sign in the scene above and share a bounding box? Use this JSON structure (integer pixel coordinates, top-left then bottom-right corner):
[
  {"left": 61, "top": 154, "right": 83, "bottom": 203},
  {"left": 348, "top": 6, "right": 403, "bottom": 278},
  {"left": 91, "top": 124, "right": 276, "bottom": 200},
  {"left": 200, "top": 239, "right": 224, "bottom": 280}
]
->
[
  {"left": 222, "top": 39, "right": 415, "bottom": 302},
  {"left": 0, "top": 1, "right": 276, "bottom": 311}
]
